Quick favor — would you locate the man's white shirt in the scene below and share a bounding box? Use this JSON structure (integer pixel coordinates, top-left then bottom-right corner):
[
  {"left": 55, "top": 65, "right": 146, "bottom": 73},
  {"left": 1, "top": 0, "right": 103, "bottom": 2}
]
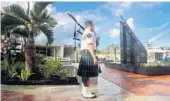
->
[{"left": 80, "top": 29, "right": 96, "bottom": 50}]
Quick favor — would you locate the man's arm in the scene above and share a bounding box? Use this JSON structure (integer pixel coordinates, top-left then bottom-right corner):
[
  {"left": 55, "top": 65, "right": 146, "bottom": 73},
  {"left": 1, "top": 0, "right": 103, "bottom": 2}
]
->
[
  {"left": 87, "top": 43, "right": 98, "bottom": 65},
  {"left": 87, "top": 43, "right": 96, "bottom": 59},
  {"left": 85, "top": 32, "right": 98, "bottom": 64}
]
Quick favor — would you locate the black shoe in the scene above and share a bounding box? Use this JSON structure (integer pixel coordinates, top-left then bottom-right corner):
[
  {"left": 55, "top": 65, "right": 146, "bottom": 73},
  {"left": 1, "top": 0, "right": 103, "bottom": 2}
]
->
[{"left": 81, "top": 92, "right": 97, "bottom": 98}]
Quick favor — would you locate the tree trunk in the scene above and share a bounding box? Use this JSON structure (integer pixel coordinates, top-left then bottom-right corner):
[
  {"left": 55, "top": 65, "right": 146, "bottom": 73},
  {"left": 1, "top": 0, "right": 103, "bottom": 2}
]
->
[
  {"left": 25, "top": 33, "right": 36, "bottom": 71},
  {"left": 114, "top": 48, "right": 117, "bottom": 63}
]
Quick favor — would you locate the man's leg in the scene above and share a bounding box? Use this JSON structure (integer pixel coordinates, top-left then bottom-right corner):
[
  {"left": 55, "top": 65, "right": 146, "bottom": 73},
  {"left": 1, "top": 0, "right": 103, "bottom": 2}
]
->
[
  {"left": 81, "top": 77, "right": 95, "bottom": 98},
  {"left": 82, "top": 77, "right": 90, "bottom": 87}
]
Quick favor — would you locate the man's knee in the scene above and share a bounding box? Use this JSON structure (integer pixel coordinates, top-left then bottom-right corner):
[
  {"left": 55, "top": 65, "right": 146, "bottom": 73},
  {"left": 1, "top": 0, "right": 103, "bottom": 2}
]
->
[{"left": 82, "top": 77, "right": 90, "bottom": 87}]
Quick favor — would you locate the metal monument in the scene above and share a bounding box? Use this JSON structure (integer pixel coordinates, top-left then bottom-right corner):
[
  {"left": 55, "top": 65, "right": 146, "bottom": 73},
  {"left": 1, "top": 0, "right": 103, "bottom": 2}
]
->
[{"left": 120, "top": 16, "right": 147, "bottom": 65}]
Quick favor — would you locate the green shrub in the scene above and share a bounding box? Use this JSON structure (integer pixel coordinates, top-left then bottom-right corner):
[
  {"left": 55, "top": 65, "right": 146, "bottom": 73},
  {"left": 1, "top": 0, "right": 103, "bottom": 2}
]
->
[
  {"left": 1, "top": 60, "right": 18, "bottom": 79},
  {"left": 32, "top": 54, "right": 46, "bottom": 74},
  {"left": 143, "top": 61, "right": 170, "bottom": 67},
  {"left": 39, "top": 64, "right": 51, "bottom": 79},
  {"left": 39, "top": 58, "right": 70, "bottom": 79},
  {"left": 55, "top": 66, "right": 69, "bottom": 78},
  {"left": 7, "top": 69, "right": 18, "bottom": 79},
  {"left": 1, "top": 60, "right": 26, "bottom": 80},
  {"left": 17, "top": 69, "right": 34, "bottom": 81},
  {"left": 57, "top": 66, "right": 74, "bottom": 77},
  {"left": 160, "top": 61, "right": 170, "bottom": 66},
  {"left": 143, "top": 62, "right": 158, "bottom": 67},
  {"left": 1, "top": 60, "right": 9, "bottom": 71},
  {"left": 6, "top": 66, "right": 18, "bottom": 79},
  {"left": 39, "top": 58, "right": 58, "bottom": 79},
  {"left": 13, "top": 62, "right": 25, "bottom": 73}
]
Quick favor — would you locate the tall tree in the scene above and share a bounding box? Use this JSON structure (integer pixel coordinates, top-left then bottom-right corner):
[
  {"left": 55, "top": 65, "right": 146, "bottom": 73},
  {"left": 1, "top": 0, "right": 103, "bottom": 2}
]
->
[
  {"left": 110, "top": 44, "right": 119, "bottom": 62},
  {"left": 1, "top": 2, "right": 57, "bottom": 71}
]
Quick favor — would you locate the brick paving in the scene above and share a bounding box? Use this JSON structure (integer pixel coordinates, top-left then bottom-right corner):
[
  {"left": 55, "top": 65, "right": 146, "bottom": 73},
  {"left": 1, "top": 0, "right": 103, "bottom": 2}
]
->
[{"left": 100, "top": 66, "right": 170, "bottom": 96}]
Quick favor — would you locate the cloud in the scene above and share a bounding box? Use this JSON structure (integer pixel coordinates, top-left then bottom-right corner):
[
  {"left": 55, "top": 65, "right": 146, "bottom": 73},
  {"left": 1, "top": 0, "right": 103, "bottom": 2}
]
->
[
  {"left": 115, "top": 22, "right": 120, "bottom": 28},
  {"left": 46, "top": 4, "right": 54, "bottom": 13},
  {"left": 109, "top": 17, "right": 136, "bottom": 38},
  {"left": 155, "top": 22, "right": 169, "bottom": 31},
  {"left": 148, "top": 29, "right": 170, "bottom": 43},
  {"left": 103, "top": 2, "right": 132, "bottom": 16},
  {"left": 110, "top": 28, "right": 120, "bottom": 38},
  {"left": 140, "top": 3, "right": 154, "bottom": 8},
  {"left": 116, "top": 2, "right": 132, "bottom": 16},
  {"left": 157, "top": 10, "right": 163, "bottom": 15},
  {"left": 138, "top": 22, "right": 169, "bottom": 35},
  {"left": 36, "top": 12, "right": 74, "bottom": 44},
  {"left": 140, "top": 2, "right": 161, "bottom": 9},
  {"left": 126, "top": 17, "right": 135, "bottom": 30}
]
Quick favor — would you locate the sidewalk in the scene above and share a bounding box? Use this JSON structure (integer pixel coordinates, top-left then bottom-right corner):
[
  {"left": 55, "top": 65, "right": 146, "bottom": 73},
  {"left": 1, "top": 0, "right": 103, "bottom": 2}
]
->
[
  {"left": 1, "top": 64, "right": 170, "bottom": 101},
  {"left": 2, "top": 76, "right": 132, "bottom": 101}
]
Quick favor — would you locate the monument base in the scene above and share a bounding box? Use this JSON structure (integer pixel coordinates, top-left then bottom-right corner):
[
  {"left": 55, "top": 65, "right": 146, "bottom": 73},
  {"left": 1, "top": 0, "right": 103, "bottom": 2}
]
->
[{"left": 104, "top": 62, "right": 170, "bottom": 76}]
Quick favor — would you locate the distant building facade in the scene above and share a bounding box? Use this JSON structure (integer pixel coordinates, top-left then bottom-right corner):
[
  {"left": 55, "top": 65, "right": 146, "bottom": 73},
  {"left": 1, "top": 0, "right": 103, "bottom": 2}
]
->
[
  {"left": 35, "top": 43, "right": 74, "bottom": 59},
  {"left": 147, "top": 46, "right": 170, "bottom": 62}
]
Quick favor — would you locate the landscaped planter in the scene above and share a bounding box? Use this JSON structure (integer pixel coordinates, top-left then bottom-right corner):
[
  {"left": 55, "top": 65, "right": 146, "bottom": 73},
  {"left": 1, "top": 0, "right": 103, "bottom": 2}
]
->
[
  {"left": 1, "top": 77, "right": 78, "bottom": 85},
  {"left": 105, "top": 62, "right": 170, "bottom": 76},
  {"left": 136, "top": 66, "right": 170, "bottom": 76},
  {"left": 1, "top": 65, "right": 79, "bottom": 85}
]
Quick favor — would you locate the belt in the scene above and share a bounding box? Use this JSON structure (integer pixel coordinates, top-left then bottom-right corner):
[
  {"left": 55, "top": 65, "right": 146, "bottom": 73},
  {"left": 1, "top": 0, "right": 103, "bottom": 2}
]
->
[
  {"left": 81, "top": 50, "right": 89, "bottom": 53},
  {"left": 81, "top": 49, "right": 96, "bottom": 53}
]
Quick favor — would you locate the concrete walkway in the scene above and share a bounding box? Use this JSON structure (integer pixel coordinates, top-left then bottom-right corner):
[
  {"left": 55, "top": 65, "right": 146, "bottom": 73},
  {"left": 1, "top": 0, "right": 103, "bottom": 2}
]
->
[
  {"left": 1, "top": 64, "right": 170, "bottom": 101},
  {"left": 2, "top": 76, "right": 132, "bottom": 101}
]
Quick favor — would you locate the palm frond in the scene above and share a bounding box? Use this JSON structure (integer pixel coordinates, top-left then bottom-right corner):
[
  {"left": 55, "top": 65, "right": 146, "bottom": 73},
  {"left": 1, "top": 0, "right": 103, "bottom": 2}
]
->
[
  {"left": 41, "top": 9, "right": 50, "bottom": 18},
  {"left": 41, "top": 10, "right": 57, "bottom": 27},
  {"left": 33, "top": 8, "right": 57, "bottom": 27},
  {"left": 31, "top": 2, "right": 52, "bottom": 19},
  {"left": 26, "top": 2, "right": 30, "bottom": 16},
  {"left": 1, "top": 12, "right": 27, "bottom": 30},
  {"left": 30, "top": 10, "right": 39, "bottom": 21},
  {"left": 12, "top": 27, "right": 29, "bottom": 38},
  {"left": 46, "top": 16, "right": 57, "bottom": 27},
  {"left": 39, "top": 24, "right": 54, "bottom": 44},
  {"left": 3, "top": 4, "right": 30, "bottom": 22},
  {"left": 1, "top": 28, "right": 11, "bottom": 37},
  {"left": 33, "top": 2, "right": 52, "bottom": 15}
]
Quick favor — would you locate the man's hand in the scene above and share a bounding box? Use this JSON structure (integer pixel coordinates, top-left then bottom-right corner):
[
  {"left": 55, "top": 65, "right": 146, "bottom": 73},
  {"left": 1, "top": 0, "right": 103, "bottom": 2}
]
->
[{"left": 93, "top": 58, "right": 98, "bottom": 65}]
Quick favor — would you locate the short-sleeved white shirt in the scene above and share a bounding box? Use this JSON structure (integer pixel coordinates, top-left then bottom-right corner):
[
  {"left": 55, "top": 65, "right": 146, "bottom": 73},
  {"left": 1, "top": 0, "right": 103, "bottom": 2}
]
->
[{"left": 80, "top": 29, "right": 96, "bottom": 50}]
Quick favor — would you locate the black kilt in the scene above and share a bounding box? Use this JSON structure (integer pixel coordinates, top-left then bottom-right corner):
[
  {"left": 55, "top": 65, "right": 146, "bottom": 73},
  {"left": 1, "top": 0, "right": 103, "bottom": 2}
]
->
[{"left": 77, "top": 50, "right": 102, "bottom": 77}]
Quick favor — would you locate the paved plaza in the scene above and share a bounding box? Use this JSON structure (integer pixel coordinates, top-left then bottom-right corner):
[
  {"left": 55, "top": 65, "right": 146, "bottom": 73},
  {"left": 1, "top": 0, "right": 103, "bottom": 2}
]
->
[{"left": 1, "top": 64, "right": 170, "bottom": 101}]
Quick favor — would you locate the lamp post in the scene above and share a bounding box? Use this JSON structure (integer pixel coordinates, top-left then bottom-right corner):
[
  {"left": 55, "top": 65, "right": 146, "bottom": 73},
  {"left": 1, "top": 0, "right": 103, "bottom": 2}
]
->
[{"left": 67, "top": 13, "right": 84, "bottom": 63}]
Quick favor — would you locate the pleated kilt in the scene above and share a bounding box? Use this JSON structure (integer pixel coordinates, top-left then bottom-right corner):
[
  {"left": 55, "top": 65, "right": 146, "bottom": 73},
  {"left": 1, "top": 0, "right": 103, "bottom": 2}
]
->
[{"left": 77, "top": 50, "right": 102, "bottom": 77}]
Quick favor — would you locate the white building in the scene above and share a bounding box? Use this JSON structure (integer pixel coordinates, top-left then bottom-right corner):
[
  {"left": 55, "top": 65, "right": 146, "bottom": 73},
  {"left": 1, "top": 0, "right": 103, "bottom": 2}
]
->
[
  {"left": 147, "top": 46, "right": 170, "bottom": 62},
  {"left": 35, "top": 43, "right": 74, "bottom": 59}
]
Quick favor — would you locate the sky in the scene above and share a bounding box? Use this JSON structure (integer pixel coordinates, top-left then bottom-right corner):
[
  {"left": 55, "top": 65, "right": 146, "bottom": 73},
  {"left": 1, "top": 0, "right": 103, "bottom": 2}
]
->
[{"left": 1, "top": 2, "right": 170, "bottom": 49}]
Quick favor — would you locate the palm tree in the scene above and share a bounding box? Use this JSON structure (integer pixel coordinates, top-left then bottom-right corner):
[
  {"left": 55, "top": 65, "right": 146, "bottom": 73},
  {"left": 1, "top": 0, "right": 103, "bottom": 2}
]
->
[
  {"left": 1, "top": 2, "right": 57, "bottom": 71},
  {"left": 46, "top": 42, "right": 50, "bottom": 56},
  {"left": 110, "top": 44, "right": 119, "bottom": 63},
  {"left": 106, "top": 46, "right": 110, "bottom": 59}
]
